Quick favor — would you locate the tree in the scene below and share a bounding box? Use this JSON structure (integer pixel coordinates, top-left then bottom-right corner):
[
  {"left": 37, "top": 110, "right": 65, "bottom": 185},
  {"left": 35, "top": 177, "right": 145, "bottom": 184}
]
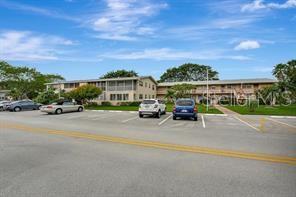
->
[
  {"left": 0, "top": 61, "right": 64, "bottom": 99},
  {"left": 165, "top": 84, "right": 195, "bottom": 100},
  {"left": 34, "top": 88, "right": 59, "bottom": 105},
  {"left": 159, "top": 63, "right": 219, "bottom": 82},
  {"left": 65, "top": 84, "right": 102, "bottom": 104},
  {"left": 272, "top": 59, "right": 296, "bottom": 101},
  {"left": 100, "top": 69, "right": 138, "bottom": 79}
]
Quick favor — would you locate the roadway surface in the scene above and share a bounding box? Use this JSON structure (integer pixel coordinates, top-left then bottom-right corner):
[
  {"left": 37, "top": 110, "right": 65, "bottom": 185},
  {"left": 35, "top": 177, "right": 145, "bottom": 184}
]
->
[{"left": 0, "top": 110, "right": 295, "bottom": 197}]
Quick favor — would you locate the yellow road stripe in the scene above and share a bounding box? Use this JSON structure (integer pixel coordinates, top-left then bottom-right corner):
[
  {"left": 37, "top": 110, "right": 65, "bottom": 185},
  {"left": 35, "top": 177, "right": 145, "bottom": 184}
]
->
[{"left": 1, "top": 122, "right": 296, "bottom": 165}]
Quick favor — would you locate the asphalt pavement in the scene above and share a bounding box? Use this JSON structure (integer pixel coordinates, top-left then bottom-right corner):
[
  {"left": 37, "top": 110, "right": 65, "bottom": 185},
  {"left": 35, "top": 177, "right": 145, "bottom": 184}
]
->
[{"left": 0, "top": 110, "right": 295, "bottom": 197}]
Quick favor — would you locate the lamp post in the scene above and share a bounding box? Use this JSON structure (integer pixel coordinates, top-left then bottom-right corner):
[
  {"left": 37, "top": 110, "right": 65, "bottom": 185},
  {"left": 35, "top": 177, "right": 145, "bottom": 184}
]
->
[{"left": 206, "top": 68, "right": 209, "bottom": 112}]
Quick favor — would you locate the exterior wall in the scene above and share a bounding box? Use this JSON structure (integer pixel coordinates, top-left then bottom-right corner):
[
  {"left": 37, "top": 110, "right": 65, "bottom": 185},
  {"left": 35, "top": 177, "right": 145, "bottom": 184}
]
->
[
  {"left": 0, "top": 90, "right": 10, "bottom": 100},
  {"left": 136, "top": 78, "right": 157, "bottom": 101},
  {"left": 46, "top": 77, "right": 157, "bottom": 105},
  {"left": 46, "top": 78, "right": 275, "bottom": 105},
  {"left": 157, "top": 83, "right": 275, "bottom": 104}
]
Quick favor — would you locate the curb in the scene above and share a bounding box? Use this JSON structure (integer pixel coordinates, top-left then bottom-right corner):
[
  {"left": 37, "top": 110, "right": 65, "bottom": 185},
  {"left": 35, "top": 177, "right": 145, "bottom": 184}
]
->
[
  {"left": 86, "top": 109, "right": 225, "bottom": 116},
  {"left": 270, "top": 116, "right": 296, "bottom": 119}
]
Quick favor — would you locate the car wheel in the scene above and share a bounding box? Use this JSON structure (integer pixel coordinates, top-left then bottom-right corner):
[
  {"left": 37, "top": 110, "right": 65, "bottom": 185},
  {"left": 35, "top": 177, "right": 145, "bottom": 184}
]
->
[
  {"left": 14, "top": 106, "right": 21, "bottom": 112},
  {"left": 163, "top": 110, "right": 166, "bottom": 115},
  {"left": 55, "top": 108, "right": 63, "bottom": 115},
  {"left": 78, "top": 107, "right": 83, "bottom": 112},
  {"left": 156, "top": 110, "right": 161, "bottom": 118},
  {"left": 139, "top": 113, "right": 143, "bottom": 118},
  {"left": 173, "top": 116, "right": 176, "bottom": 120}
]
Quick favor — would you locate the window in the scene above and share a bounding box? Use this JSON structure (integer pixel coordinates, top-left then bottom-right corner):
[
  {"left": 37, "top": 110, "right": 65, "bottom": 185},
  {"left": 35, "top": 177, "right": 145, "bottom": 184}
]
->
[
  {"left": 148, "top": 95, "right": 151, "bottom": 99},
  {"left": 142, "top": 100, "right": 156, "bottom": 104},
  {"left": 176, "top": 100, "right": 194, "bottom": 106},
  {"left": 227, "top": 85, "right": 232, "bottom": 89},
  {"left": 139, "top": 94, "right": 143, "bottom": 99},
  {"left": 134, "top": 94, "right": 137, "bottom": 100},
  {"left": 64, "top": 83, "right": 79, "bottom": 89},
  {"left": 211, "top": 86, "right": 216, "bottom": 90},
  {"left": 149, "top": 84, "right": 151, "bottom": 88},
  {"left": 152, "top": 85, "right": 155, "bottom": 90},
  {"left": 63, "top": 101, "right": 74, "bottom": 105},
  {"left": 152, "top": 95, "right": 155, "bottom": 99},
  {"left": 139, "top": 81, "right": 143, "bottom": 86},
  {"left": 110, "top": 94, "right": 116, "bottom": 101},
  {"left": 117, "top": 94, "right": 122, "bottom": 100},
  {"left": 145, "top": 94, "right": 147, "bottom": 99},
  {"left": 123, "top": 94, "right": 129, "bottom": 100},
  {"left": 242, "top": 84, "right": 253, "bottom": 89},
  {"left": 145, "top": 82, "right": 147, "bottom": 87}
]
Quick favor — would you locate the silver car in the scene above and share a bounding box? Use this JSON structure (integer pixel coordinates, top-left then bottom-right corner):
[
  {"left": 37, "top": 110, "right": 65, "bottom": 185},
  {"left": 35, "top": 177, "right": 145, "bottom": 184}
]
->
[{"left": 40, "top": 101, "right": 84, "bottom": 114}]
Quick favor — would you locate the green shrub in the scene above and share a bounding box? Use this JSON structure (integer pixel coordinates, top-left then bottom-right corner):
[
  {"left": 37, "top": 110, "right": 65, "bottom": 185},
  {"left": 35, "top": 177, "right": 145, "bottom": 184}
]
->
[
  {"left": 85, "top": 102, "right": 99, "bottom": 107},
  {"left": 101, "top": 101, "right": 112, "bottom": 106},
  {"left": 119, "top": 101, "right": 141, "bottom": 106},
  {"left": 248, "top": 100, "right": 258, "bottom": 112}
]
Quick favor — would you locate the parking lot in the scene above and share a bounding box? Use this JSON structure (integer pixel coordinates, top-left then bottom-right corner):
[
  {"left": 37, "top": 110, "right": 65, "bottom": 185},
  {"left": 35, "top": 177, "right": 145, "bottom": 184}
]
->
[{"left": 0, "top": 110, "right": 296, "bottom": 196}]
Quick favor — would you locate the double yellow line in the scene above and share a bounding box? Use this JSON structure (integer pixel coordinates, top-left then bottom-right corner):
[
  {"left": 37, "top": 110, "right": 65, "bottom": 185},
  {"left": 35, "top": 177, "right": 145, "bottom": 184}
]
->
[{"left": 2, "top": 122, "right": 296, "bottom": 165}]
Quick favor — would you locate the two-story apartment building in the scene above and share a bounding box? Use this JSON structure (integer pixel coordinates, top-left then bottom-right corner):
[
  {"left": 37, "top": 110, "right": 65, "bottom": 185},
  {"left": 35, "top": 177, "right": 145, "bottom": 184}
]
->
[
  {"left": 157, "top": 78, "right": 277, "bottom": 104},
  {"left": 46, "top": 76, "right": 157, "bottom": 105},
  {"left": 46, "top": 77, "right": 276, "bottom": 105}
]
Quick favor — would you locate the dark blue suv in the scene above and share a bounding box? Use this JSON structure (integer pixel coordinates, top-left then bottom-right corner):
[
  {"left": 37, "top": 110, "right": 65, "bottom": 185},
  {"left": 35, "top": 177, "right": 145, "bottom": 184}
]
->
[{"left": 173, "top": 99, "right": 198, "bottom": 121}]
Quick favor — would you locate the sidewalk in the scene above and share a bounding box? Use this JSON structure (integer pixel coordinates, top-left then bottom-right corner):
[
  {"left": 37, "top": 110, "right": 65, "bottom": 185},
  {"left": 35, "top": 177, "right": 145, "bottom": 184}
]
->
[{"left": 214, "top": 105, "right": 240, "bottom": 116}]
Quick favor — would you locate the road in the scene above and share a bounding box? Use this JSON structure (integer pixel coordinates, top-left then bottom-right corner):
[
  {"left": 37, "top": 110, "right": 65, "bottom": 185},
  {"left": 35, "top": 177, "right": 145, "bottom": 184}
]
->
[{"left": 0, "top": 110, "right": 295, "bottom": 197}]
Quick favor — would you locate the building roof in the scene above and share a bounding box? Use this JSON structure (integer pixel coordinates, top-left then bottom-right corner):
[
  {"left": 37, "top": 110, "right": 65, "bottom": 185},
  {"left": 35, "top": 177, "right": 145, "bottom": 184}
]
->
[
  {"left": 46, "top": 76, "right": 158, "bottom": 85},
  {"left": 157, "top": 78, "right": 277, "bottom": 87}
]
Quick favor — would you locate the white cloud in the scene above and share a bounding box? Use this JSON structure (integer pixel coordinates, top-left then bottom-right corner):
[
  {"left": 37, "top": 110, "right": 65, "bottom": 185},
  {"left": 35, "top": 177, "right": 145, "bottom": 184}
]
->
[
  {"left": 241, "top": 0, "right": 296, "bottom": 12},
  {"left": 88, "top": 0, "right": 167, "bottom": 41},
  {"left": 99, "top": 48, "right": 250, "bottom": 61},
  {"left": 234, "top": 40, "right": 260, "bottom": 50},
  {"left": 0, "top": 30, "right": 75, "bottom": 61},
  {"left": 0, "top": 0, "right": 79, "bottom": 22}
]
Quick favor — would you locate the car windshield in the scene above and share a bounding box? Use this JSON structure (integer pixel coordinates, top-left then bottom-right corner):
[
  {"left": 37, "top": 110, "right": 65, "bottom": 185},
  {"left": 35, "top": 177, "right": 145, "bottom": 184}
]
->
[
  {"left": 142, "top": 100, "right": 156, "bottom": 104},
  {"left": 176, "top": 100, "right": 194, "bottom": 106}
]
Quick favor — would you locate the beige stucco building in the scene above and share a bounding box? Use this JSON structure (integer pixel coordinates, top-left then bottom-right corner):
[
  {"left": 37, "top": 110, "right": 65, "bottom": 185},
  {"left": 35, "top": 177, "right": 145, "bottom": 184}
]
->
[
  {"left": 157, "top": 78, "right": 277, "bottom": 104},
  {"left": 46, "top": 77, "right": 276, "bottom": 105},
  {"left": 46, "top": 76, "right": 157, "bottom": 105}
]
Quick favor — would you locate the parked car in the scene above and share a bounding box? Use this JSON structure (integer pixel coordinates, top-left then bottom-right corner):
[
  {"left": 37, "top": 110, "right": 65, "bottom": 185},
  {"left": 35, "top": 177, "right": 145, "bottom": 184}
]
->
[
  {"left": 7, "top": 100, "right": 42, "bottom": 112},
  {"left": 40, "top": 101, "right": 84, "bottom": 114},
  {"left": 0, "top": 100, "right": 11, "bottom": 111},
  {"left": 139, "top": 99, "right": 166, "bottom": 118},
  {"left": 173, "top": 99, "right": 198, "bottom": 121}
]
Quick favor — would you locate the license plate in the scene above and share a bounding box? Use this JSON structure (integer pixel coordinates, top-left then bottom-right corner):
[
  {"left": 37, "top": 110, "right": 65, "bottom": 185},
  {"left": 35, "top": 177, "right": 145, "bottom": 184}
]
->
[{"left": 181, "top": 109, "right": 187, "bottom": 112}]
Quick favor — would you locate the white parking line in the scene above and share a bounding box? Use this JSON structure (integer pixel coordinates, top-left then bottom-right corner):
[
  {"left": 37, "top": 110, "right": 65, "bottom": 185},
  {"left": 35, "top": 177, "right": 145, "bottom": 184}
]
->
[
  {"left": 121, "top": 116, "right": 138, "bottom": 123},
  {"left": 266, "top": 117, "right": 296, "bottom": 129},
  {"left": 270, "top": 116, "right": 296, "bottom": 119},
  {"left": 233, "top": 116, "right": 260, "bottom": 132},
  {"left": 201, "top": 115, "right": 206, "bottom": 128},
  {"left": 158, "top": 114, "right": 172, "bottom": 126},
  {"left": 204, "top": 114, "right": 228, "bottom": 117}
]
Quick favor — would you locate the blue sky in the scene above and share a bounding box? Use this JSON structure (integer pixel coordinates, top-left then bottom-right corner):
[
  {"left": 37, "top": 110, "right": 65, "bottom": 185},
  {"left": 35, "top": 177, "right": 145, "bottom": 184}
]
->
[{"left": 0, "top": 0, "right": 295, "bottom": 80}]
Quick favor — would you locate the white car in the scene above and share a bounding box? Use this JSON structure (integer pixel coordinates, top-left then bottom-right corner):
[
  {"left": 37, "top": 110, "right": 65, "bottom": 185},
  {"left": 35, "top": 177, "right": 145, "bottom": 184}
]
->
[
  {"left": 40, "top": 101, "right": 84, "bottom": 114},
  {"left": 139, "top": 99, "right": 166, "bottom": 118}
]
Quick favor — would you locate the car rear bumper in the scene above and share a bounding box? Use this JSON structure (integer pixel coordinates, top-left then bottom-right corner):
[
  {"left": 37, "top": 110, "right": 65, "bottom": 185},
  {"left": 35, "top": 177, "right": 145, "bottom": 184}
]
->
[
  {"left": 173, "top": 112, "right": 197, "bottom": 118},
  {"left": 40, "top": 108, "right": 55, "bottom": 113},
  {"left": 139, "top": 110, "right": 158, "bottom": 115}
]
